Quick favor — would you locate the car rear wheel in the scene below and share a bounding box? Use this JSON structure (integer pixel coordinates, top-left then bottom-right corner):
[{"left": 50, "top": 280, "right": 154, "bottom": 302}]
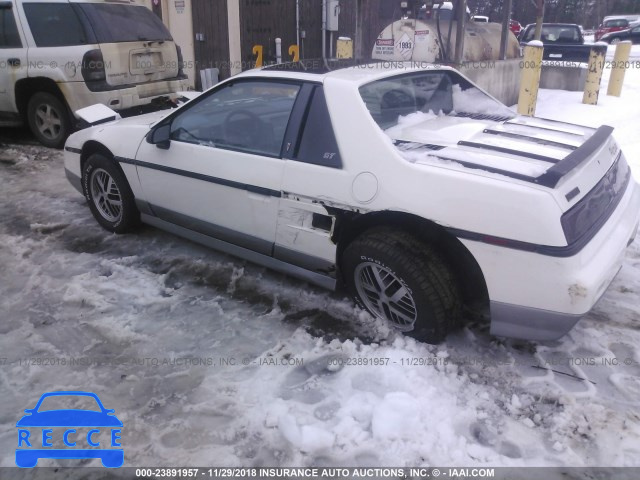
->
[
  {"left": 610, "top": 37, "right": 621, "bottom": 44},
  {"left": 82, "top": 154, "right": 140, "bottom": 233},
  {"left": 27, "top": 92, "right": 72, "bottom": 149},
  {"left": 342, "top": 228, "right": 462, "bottom": 344}
]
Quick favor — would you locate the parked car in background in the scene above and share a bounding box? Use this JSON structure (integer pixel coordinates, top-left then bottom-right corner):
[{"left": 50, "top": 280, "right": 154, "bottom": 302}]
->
[
  {"left": 0, "top": 0, "right": 188, "bottom": 148},
  {"left": 601, "top": 23, "right": 640, "bottom": 44},
  {"left": 509, "top": 20, "right": 523, "bottom": 37},
  {"left": 520, "top": 23, "right": 592, "bottom": 62},
  {"left": 595, "top": 15, "right": 640, "bottom": 41},
  {"left": 471, "top": 15, "right": 489, "bottom": 22},
  {"left": 64, "top": 61, "right": 640, "bottom": 344}
]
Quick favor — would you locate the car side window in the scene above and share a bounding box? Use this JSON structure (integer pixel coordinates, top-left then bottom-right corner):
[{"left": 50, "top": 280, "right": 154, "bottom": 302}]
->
[
  {"left": 0, "top": 7, "right": 22, "bottom": 48},
  {"left": 295, "top": 86, "right": 342, "bottom": 168},
  {"left": 23, "top": 3, "right": 88, "bottom": 47},
  {"left": 170, "top": 80, "right": 301, "bottom": 157}
]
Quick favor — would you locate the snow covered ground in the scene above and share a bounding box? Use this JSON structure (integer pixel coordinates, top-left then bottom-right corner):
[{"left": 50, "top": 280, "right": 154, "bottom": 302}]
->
[{"left": 1, "top": 48, "right": 640, "bottom": 473}]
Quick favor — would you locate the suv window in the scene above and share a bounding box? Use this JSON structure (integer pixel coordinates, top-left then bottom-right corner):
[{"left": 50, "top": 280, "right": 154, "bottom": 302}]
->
[
  {"left": 23, "top": 3, "right": 88, "bottom": 47},
  {"left": 78, "top": 4, "right": 172, "bottom": 43},
  {"left": 0, "top": 7, "right": 21, "bottom": 48},
  {"left": 170, "top": 80, "right": 300, "bottom": 157}
]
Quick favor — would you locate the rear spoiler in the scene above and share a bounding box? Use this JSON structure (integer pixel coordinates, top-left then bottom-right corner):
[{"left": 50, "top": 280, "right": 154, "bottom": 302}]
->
[
  {"left": 535, "top": 125, "right": 614, "bottom": 188},
  {"left": 75, "top": 104, "right": 121, "bottom": 126}
]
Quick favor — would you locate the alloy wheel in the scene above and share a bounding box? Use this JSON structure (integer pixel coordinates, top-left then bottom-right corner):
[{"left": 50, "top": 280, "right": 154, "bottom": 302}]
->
[{"left": 354, "top": 262, "right": 418, "bottom": 331}]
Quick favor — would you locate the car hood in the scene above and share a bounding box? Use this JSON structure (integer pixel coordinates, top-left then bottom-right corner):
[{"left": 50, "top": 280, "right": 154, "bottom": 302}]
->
[
  {"left": 66, "top": 109, "right": 173, "bottom": 155},
  {"left": 108, "top": 110, "right": 172, "bottom": 128},
  {"left": 603, "top": 27, "right": 631, "bottom": 37},
  {"left": 16, "top": 410, "right": 123, "bottom": 427}
]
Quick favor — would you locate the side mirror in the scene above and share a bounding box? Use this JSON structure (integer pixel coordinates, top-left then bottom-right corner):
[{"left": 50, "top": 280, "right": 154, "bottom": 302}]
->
[
  {"left": 0, "top": 1, "right": 13, "bottom": 10},
  {"left": 147, "top": 124, "right": 171, "bottom": 150}
]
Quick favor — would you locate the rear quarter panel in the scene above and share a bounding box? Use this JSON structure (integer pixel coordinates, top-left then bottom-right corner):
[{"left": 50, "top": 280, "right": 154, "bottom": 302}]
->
[{"left": 317, "top": 76, "right": 567, "bottom": 247}]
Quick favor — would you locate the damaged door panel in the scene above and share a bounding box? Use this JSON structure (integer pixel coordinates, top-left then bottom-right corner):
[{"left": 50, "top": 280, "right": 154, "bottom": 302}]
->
[{"left": 274, "top": 198, "right": 338, "bottom": 275}]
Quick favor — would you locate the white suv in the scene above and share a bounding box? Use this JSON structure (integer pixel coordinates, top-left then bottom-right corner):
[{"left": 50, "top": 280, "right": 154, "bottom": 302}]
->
[{"left": 0, "top": 0, "right": 189, "bottom": 147}]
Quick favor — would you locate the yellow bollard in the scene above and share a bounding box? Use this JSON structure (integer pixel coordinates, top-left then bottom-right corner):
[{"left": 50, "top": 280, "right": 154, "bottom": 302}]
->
[
  {"left": 252, "top": 45, "right": 263, "bottom": 68},
  {"left": 288, "top": 45, "right": 300, "bottom": 62},
  {"left": 517, "top": 41, "right": 544, "bottom": 116},
  {"left": 582, "top": 43, "right": 607, "bottom": 105},
  {"left": 336, "top": 37, "right": 354, "bottom": 59},
  {"left": 607, "top": 41, "right": 632, "bottom": 97}
]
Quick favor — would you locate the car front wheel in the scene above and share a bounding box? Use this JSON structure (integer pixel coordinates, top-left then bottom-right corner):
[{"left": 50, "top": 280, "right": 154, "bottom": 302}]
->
[
  {"left": 342, "top": 229, "right": 462, "bottom": 344},
  {"left": 610, "top": 37, "right": 621, "bottom": 44},
  {"left": 82, "top": 154, "right": 140, "bottom": 233}
]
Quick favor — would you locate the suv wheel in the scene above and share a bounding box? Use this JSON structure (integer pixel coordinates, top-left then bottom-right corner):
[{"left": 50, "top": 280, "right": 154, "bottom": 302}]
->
[
  {"left": 342, "top": 228, "right": 462, "bottom": 344},
  {"left": 27, "top": 92, "right": 72, "bottom": 148},
  {"left": 82, "top": 154, "right": 140, "bottom": 233}
]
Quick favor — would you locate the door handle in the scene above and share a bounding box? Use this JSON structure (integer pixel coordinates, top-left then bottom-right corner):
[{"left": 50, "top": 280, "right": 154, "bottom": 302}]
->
[{"left": 8, "top": 58, "right": 20, "bottom": 67}]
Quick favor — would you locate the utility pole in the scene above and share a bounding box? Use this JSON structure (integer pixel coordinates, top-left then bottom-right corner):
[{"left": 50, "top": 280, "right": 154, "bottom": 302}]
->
[
  {"left": 454, "top": 0, "right": 467, "bottom": 64},
  {"left": 533, "top": 0, "right": 545, "bottom": 40},
  {"left": 499, "top": 0, "right": 514, "bottom": 59}
]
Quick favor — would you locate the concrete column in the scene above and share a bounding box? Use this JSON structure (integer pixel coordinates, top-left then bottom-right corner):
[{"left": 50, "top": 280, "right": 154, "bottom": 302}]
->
[{"left": 227, "top": 0, "right": 242, "bottom": 76}]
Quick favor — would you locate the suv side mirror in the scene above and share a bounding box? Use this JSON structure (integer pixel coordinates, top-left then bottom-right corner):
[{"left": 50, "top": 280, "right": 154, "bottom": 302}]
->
[
  {"left": 0, "top": 1, "right": 13, "bottom": 9},
  {"left": 147, "top": 124, "right": 171, "bottom": 150}
]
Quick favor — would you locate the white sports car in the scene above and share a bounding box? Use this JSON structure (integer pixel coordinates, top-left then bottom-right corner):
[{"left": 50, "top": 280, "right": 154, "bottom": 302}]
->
[{"left": 64, "top": 62, "right": 640, "bottom": 344}]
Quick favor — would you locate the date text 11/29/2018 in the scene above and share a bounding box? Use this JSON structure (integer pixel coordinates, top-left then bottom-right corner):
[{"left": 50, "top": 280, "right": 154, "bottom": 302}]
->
[{"left": 134, "top": 468, "right": 496, "bottom": 478}]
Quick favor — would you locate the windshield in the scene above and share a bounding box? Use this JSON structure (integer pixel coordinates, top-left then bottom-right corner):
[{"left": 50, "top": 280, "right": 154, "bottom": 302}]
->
[
  {"left": 37, "top": 395, "right": 101, "bottom": 412},
  {"left": 359, "top": 70, "right": 513, "bottom": 130},
  {"left": 78, "top": 4, "right": 172, "bottom": 43},
  {"left": 522, "top": 25, "right": 581, "bottom": 43}
]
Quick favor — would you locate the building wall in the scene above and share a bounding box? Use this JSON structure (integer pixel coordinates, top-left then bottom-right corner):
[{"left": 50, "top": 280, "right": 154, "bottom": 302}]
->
[
  {"left": 154, "top": 0, "right": 415, "bottom": 89},
  {"left": 151, "top": 0, "right": 197, "bottom": 88}
]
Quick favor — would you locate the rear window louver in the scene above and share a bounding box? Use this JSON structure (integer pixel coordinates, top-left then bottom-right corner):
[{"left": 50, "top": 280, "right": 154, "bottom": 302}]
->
[
  {"left": 394, "top": 141, "right": 445, "bottom": 151},
  {"left": 455, "top": 112, "right": 514, "bottom": 122}
]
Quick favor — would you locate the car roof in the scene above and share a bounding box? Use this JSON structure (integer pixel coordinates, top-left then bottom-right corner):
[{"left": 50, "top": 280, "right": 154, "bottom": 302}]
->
[
  {"left": 525, "top": 23, "right": 581, "bottom": 28},
  {"left": 604, "top": 15, "right": 639, "bottom": 21},
  {"left": 238, "top": 60, "right": 456, "bottom": 85}
]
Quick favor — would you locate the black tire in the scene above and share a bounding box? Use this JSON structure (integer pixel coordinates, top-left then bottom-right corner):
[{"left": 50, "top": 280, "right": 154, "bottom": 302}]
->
[
  {"left": 82, "top": 154, "right": 140, "bottom": 233},
  {"left": 610, "top": 37, "right": 621, "bottom": 45},
  {"left": 342, "top": 228, "right": 462, "bottom": 344},
  {"left": 26, "top": 92, "right": 72, "bottom": 149}
]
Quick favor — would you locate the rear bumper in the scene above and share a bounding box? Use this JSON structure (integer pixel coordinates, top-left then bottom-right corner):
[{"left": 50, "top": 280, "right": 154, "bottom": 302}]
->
[
  {"left": 58, "top": 77, "right": 190, "bottom": 116},
  {"left": 464, "top": 178, "right": 640, "bottom": 340},
  {"left": 489, "top": 301, "right": 584, "bottom": 341}
]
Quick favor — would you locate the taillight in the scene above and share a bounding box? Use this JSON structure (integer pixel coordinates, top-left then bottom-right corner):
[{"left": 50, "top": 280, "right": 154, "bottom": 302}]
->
[
  {"left": 81, "top": 49, "right": 106, "bottom": 83},
  {"left": 176, "top": 45, "right": 185, "bottom": 77}
]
